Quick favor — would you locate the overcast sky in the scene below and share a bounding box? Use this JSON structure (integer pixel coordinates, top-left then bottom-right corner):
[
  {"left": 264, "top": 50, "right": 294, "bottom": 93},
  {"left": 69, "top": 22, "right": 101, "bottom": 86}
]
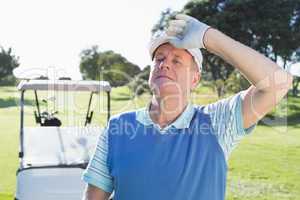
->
[{"left": 0, "top": 0, "right": 189, "bottom": 79}]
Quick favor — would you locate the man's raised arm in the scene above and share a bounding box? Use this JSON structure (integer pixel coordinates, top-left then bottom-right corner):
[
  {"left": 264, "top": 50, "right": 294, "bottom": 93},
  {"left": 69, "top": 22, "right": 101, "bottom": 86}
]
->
[
  {"left": 166, "top": 14, "right": 293, "bottom": 129},
  {"left": 203, "top": 28, "right": 293, "bottom": 128}
]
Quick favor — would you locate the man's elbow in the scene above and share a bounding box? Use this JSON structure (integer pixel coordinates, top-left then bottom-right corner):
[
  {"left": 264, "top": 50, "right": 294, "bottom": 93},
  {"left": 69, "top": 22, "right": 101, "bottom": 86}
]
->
[
  {"left": 254, "top": 70, "right": 293, "bottom": 108},
  {"left": 261, "top": 70, "right": 294, "bottom": 95}
]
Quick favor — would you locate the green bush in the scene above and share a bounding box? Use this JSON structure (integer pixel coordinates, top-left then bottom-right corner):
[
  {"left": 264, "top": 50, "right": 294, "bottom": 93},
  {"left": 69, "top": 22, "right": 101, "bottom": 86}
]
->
[
  {"left": 0, "top": 75, "right": 16, "bottom": 86},
  {"left": 225, "top": 71, "right": 250, "bottom": 93}
]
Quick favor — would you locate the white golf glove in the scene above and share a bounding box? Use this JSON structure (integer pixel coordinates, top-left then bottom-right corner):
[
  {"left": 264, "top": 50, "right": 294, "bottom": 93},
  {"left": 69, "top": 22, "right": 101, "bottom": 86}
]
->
[{"left": 166, "top": 14, "right": 210, "bottom": 49}]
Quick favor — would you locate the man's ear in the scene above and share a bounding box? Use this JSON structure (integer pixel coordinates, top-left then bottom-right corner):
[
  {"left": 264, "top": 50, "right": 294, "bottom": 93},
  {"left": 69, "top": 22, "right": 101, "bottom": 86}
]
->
[{"left": 191, "top": 71, "right": 201, "bottom": 90}]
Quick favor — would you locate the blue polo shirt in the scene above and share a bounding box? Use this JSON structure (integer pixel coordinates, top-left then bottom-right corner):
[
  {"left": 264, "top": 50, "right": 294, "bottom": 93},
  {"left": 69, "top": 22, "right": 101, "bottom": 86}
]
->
[{"left": 82, "top": 91, "right": 256, "bottom": 199}]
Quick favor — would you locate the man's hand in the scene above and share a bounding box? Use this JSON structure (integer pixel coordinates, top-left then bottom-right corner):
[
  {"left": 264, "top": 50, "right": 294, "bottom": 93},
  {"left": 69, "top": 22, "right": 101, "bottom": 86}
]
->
[{"left": 166, "top": 14, "right": 210, "bottom": 49}]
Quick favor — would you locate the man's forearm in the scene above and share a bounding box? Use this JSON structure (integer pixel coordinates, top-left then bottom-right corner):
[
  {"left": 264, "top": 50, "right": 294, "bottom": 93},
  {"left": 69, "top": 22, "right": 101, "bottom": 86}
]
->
[{"left": 203, "top": 28, "right": 293, "bottom": 93}]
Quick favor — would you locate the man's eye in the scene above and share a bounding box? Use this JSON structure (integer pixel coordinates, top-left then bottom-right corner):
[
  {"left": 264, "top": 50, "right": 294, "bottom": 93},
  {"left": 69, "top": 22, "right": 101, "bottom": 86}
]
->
[
  {"left": 173, "top": 59, "right": 181, "bottom": 65},
  {"left": 155, "top": 57, "right": 164, "bottom": 63}
]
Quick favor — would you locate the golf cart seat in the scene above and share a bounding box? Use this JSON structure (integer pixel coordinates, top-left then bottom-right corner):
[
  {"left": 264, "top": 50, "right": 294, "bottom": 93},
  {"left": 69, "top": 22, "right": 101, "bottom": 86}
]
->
[
  {"left": 16, "top": 127, "right": 103, "bottom": 200},
  {"left": 21, "top": 126, "right": 102, "bottom": 167}
]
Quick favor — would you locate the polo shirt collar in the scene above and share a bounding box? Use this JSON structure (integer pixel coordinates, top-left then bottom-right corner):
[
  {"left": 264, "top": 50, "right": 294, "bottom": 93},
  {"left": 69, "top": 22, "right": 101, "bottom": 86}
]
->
[{"left": 136, "top": 102, "right": 195, "bottom": 130}]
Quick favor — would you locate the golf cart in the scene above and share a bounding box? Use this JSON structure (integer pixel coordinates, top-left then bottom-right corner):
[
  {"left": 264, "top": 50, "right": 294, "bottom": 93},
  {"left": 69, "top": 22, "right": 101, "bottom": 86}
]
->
[{"left": 15, "top": 79, "right": 111, "bottom": 200}]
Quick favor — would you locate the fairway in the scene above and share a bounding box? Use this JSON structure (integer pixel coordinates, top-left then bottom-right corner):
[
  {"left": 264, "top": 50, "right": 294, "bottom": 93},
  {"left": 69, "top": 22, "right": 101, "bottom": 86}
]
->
[{"left": 0, "top": 85, "right": 299, "bottom": 200}]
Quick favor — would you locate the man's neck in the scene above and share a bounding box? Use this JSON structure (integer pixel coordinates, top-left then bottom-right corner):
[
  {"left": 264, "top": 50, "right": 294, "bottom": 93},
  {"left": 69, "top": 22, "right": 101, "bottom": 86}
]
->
[{"left": 149, "top": 95, "right": 188, "bottom": 129}]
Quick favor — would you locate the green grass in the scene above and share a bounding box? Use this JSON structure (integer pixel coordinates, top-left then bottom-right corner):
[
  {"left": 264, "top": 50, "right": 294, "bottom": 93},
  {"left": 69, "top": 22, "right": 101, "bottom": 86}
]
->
[
  {"left": 227, "top": 126, "right": 300, "bottom": 199},
  {"left": 0, "top": 194, "right": 13, "bottom": 200},
  {"left": 0, "top": 84, "right": 300, "bottom": 200}
]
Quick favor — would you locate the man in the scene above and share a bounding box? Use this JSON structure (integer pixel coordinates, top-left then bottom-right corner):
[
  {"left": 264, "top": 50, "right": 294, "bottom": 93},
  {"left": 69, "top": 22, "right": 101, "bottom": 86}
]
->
[{"left": 82, "top": 14, "right": 293, "bottom": 200}]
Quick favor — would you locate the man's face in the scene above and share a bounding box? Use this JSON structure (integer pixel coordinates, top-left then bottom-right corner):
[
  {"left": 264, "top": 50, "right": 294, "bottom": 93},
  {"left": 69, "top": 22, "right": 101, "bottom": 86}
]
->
[{"left": 148, "top": 43, "right": 200, "bottom": 98}]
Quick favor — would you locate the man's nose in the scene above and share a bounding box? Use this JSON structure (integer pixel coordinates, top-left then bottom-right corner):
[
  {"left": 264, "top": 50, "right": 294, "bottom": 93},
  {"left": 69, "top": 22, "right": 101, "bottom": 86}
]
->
[{"left": 158, "top": 59, "right": 170, "bottom": 70}]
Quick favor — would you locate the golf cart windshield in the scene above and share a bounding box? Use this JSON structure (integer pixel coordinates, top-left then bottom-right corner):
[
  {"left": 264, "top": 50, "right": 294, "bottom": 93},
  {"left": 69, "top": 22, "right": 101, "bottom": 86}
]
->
[{"left": 18, "top": 79, "right": 111, "bottom": 127}]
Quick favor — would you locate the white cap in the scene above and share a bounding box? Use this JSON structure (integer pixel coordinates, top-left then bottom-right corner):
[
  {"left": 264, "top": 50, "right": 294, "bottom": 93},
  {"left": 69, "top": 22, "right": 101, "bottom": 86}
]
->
[{"left": 148, "top": 33, "right": 203, "bottom": 72}]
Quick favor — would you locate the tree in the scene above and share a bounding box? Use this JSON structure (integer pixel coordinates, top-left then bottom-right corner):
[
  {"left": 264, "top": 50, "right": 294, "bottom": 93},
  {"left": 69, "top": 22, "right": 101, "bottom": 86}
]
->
[
  {"left": 292, "top": 77, "right": 300, "bottom": 96},
  {"left": 129, "top": 65, "right": 151, "bottom": 96},
  {"left": 292, "top": 49, "right": 300, "bottom": 97},
  {"left": 0, "top": 46, "right": 19, "bottom": 85},
  {"left": 185, "top": 0, "right": 300, "bottom": 95},
  {"left": 151, "top": 8, "right": 174, "bottom": 37},
  {"left": 79, "top": 46, "right": 141, "bottom": 87},
  {"left": 225, "top": 70, "right": 251, "bottom": 94}
]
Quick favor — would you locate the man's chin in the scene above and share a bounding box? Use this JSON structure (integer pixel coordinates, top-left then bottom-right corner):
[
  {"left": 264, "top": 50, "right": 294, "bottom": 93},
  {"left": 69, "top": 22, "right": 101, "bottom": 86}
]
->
[{"left": 150, "top": 85, "right": 182, "bottom": 97}]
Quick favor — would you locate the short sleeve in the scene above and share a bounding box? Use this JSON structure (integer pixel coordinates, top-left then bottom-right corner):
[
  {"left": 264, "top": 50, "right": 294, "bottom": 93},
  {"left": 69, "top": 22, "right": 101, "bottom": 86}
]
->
[
  {"left": 204, "top": 91, "right": 257, "bottom": 161},
  {"left": 82, "top": 128, "right": 114, "bottom": 193}
]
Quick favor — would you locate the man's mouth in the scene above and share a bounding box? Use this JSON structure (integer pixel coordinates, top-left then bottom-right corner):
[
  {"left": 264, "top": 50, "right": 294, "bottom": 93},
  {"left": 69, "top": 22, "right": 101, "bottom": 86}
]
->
[{"left": 156, "top": 75, "right": 172, "bottom": 80}]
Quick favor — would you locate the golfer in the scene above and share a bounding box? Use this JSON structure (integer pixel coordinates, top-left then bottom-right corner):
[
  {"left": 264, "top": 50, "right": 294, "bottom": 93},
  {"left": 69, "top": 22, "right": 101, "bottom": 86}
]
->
[{"left": 82, "top": 14, "right": 293, "bottom": 200}]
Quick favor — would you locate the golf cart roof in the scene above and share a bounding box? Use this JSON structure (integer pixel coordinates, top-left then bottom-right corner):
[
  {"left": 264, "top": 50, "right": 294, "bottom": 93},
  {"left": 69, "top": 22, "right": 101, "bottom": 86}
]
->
[{"left": 17, "top": 79, "right": 111, "bottom": 92}]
